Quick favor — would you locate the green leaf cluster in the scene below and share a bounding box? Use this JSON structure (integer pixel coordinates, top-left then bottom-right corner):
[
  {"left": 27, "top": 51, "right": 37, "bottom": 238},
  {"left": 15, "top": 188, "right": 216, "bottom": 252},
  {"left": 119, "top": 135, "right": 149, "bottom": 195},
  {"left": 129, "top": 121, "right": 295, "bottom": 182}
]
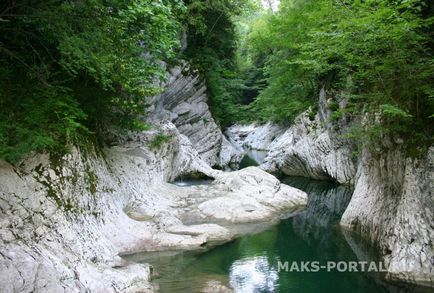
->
[
  {"left": 181, "top": 0, "right": 259, "bottom": 128},
  {"left": 242, "top": 0, "right": 433, "bottom": 144},
  {"left": 0, "top": 0, "right": 184, "bottom": 162}
]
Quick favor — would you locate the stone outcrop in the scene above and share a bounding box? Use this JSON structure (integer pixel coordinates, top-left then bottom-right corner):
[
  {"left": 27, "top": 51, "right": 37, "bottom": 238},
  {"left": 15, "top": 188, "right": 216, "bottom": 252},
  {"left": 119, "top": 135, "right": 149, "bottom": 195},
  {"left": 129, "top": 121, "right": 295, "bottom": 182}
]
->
[
  {"left": 341, "top": 147, "right": 434, "bottom": 286},
  {"left": 226, "top": 87, "right": 433, "bottom": 287},
  {"left": 0, "top": 122, "right": 307, "bottom": 292},
  {"left": 260, "top": 89, "right": 357, "bottom": 184},
  {"left": 147, "top": 63, "right": 241, "bottom": 167},
  {"left": 226, "top": 122, "right": 285, "bottom": 152},
  {"left": 226, "top": 89, "right": 357, "bottom": 184},
  {"left": 219, "top": 136, "right": 244, "bottom": 168}
]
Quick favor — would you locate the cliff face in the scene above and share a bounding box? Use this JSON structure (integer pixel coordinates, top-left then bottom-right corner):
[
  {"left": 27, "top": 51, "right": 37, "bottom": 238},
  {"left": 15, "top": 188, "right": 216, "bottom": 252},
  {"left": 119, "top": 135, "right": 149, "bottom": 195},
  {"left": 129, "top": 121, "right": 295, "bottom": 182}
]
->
[
  {"left": 341, "top": 147, "right": 434, "bottom": 286},
  {"left": 227, "top": 88, "right": 434, "bottom": 287},
  {"left": 261, "top": 111, "right": 357, "bottom": 185},
  {"left": 229, "top": 88, "right": 357, "bottom": 184},
  {"left": 147, "top": 63, "right": 242, "bottom": 167}
]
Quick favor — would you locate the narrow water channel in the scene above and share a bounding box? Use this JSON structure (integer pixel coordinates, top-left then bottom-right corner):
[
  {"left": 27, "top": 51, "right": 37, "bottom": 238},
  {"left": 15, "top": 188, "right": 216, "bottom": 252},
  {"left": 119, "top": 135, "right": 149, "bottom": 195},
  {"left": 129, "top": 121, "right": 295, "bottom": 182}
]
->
[{"left": 124, "top": 174, "right": 422, "bottom": 293}]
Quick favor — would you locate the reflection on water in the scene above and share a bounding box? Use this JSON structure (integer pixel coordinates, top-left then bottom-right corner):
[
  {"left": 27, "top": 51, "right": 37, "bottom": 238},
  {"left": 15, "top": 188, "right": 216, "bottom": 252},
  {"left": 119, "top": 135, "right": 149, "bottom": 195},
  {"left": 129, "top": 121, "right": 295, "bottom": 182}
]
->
[
  {"left": 124, "top": 177, "right": 422, "bottom": 293},
  {"left": 280, "top": 177, "right": 354, "bottom": 254},
  {"left": 230, "top": 256, "right": 278, "bottom": 292},
  {"left": 173, "top": 178, "right": 214, "bottom": 187}
]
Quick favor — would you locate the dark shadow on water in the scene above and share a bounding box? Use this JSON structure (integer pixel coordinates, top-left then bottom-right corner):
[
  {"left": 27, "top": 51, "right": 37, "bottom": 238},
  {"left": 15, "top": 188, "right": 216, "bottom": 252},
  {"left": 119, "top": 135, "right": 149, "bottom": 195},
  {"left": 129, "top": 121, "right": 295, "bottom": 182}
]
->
[
  {"left": 239, "top": 154, "right": 259, "bottom": 169},
  {"left": 238, "top": 149, "right": 268, "bottom": 169}
]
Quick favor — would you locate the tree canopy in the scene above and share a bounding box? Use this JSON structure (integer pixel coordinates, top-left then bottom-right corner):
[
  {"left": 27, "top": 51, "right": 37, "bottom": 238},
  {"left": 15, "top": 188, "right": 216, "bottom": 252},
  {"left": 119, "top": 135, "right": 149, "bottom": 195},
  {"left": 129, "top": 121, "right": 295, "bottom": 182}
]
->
[
  {"left": 236, "top": 0, "right": 434, "bottom": 149},
  {"left": 1, "top": 0, "right": 432, "bottom": 162},
  {"left": 0, "top": 0, "right": 184, "bottom": 162}
]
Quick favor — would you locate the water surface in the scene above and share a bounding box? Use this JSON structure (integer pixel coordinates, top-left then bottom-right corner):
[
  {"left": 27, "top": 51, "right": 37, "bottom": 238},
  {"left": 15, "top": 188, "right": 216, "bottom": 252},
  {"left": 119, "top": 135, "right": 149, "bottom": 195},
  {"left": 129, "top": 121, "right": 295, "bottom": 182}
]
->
[{"left": 125, "top": 177, "right": 421, "bottom": 293}]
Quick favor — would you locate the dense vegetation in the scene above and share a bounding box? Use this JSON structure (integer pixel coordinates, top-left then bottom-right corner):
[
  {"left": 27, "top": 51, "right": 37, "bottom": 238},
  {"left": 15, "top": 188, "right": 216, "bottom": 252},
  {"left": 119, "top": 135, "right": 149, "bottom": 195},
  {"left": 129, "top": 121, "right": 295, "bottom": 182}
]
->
[
  {"left": 1, "top": 0, "right": 433, "bottom": 163},
  {"left": 0, "top": 0, "right": 187, "bottom": 162},
  {"left": 181, "top": 0, "right": 257, "bottom": 127},
  {"left": 234, "top": 0, "right": 434, "bottom": 149},
  {"left": 0, "top": 0, "right": 255, "bottom": 163}
]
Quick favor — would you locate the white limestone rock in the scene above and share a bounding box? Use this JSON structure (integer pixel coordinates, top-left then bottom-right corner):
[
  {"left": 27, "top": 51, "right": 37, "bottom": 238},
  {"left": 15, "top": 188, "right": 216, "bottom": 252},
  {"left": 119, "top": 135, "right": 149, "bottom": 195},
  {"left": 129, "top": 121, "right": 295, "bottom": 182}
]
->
[
  {"left": 262, "top": 89, "right": 357, "bottom": 184},
  {"left": 340, "top": 147, "right": 434, "bottom": 286},
  {"left": 219, "top": 136, "right": 245, "bottom": 168},
  {"left": 226, "top": 122, "right": 285, "bottom": 151},
  {"left": 0, "top": 121, "right": 307, "bottom": 292},
  {"left": 147, "top": 62, "right": 236, "bottom": 167}
]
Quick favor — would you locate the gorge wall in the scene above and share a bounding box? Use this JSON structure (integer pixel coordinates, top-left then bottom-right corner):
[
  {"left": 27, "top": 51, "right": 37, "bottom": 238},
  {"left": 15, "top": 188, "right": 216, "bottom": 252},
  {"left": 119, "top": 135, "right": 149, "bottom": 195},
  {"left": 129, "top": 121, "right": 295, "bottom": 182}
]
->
[
  {"left": 228, "top": 88, "right": 357, "bottom": 184},
  {"left": 0, "top": 64, "right": 307, "bottom": 292},
  {"left": 227, "top": 89, "right": 434, "bottom": 287},
  {"left": 341, "top": 146, "right": 433, "bottom": 286},
  {"left": 147, "top": 62, "right": 242, "bottom": 168}
]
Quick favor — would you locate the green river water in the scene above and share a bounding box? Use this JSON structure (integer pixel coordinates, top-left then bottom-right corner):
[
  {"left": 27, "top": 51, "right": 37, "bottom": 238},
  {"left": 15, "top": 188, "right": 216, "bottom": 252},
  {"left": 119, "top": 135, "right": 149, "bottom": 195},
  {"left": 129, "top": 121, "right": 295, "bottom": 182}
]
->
[{"left": 125, "top": 176, "right": 423, "bottom": 293}]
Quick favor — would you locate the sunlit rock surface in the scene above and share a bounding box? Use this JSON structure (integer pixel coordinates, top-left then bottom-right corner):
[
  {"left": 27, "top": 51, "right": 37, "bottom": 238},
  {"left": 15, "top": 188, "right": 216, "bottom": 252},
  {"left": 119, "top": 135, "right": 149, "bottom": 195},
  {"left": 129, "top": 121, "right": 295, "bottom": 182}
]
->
[
  {"left": 148, "top": 62, "right": 241, "bottom": 167},
  {"left": 0, "top": 122, "right": 306, "bottom": 292}
]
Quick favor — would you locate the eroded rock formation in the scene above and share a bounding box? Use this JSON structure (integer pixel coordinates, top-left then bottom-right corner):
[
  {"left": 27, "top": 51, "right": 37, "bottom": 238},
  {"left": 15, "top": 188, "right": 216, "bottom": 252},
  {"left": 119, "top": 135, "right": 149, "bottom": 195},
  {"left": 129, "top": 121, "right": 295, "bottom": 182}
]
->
[
  {"left": 226, "top": 88, "right": 434, "bottom": 287},
  {"left": 147, "top": 63, "right": 242, "bottom": 167},
  {"left": 0, "top": 122, "right": 306, "bottom": 292}
]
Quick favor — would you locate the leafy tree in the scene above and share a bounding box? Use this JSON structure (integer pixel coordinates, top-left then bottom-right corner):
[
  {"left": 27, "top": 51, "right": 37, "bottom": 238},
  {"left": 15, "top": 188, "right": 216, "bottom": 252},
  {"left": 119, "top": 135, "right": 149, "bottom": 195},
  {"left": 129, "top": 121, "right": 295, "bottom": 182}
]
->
[
  {"left": 0, "top": 0, "right": 183, "bottom": 162},
  {"left": 244, "top": 0, "right": 433, "bottom": 146},
  {"left": 181, "top": 0, "right": 259, "bottom": 127}
]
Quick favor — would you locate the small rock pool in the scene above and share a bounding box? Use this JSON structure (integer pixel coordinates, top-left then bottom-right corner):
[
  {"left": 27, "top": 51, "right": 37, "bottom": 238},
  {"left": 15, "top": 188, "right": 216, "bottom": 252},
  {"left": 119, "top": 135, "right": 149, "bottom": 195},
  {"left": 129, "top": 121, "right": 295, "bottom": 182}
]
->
[
  {"left": 124, "top": 176, "right": 424, "bottom": 293},
  {"left": 172, "top": 174, "right": 214, "bottom": 187}
]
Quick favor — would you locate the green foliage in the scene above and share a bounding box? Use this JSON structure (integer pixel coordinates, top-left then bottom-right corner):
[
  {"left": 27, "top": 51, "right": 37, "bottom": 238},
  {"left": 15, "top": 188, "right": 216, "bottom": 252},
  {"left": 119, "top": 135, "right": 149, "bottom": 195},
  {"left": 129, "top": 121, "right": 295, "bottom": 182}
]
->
[
  {"left": 2, "top": 0, "right": 432, "bottom": 163},
  {"left": 0, "top": 0, "right": 183, "bottom": 163},
  {"left": 181, "top": 0, "right": 258, "bottom": 127},
  {"left": 243, "top": 0, "right": 433, "bottom": 144},
  {"left": 307, "top": 106, "right": 317, "bottom": 121},
  {"left": 380, "top": 104, "right": 413, "bottom": 119},
  {"left": 149, "top": 133, "right": 171, "bottom": 149},
  {"left": 327, "top": 101, "right": 339, "bottom": 112}
]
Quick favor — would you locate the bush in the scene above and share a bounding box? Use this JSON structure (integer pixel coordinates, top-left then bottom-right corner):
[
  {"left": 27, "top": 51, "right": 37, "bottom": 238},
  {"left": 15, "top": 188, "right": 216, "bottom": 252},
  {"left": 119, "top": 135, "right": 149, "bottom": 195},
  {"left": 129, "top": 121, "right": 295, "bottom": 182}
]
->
[
  {"left": 0, "top": 0, "right": 184, "bottom": 163},
  {"left": 149, "top": 133, "right": 171, "bottom": 149}
]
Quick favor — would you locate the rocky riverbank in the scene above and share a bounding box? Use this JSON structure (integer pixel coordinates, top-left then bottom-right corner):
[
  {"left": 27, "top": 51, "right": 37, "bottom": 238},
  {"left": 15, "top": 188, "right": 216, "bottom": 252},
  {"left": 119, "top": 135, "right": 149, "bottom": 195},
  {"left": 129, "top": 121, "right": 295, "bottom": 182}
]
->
[
  {"left": 226, "top": 89, "right": 434, "bottom": 287},
  {"left": 0, "top": 121, "right": 307, "bottom": 292},
  {"left": 0, "top": 61, "right": 309, "bottom": 292},
  {"left": 1, "top": 62, "right": 432, "bottom": 291}
]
